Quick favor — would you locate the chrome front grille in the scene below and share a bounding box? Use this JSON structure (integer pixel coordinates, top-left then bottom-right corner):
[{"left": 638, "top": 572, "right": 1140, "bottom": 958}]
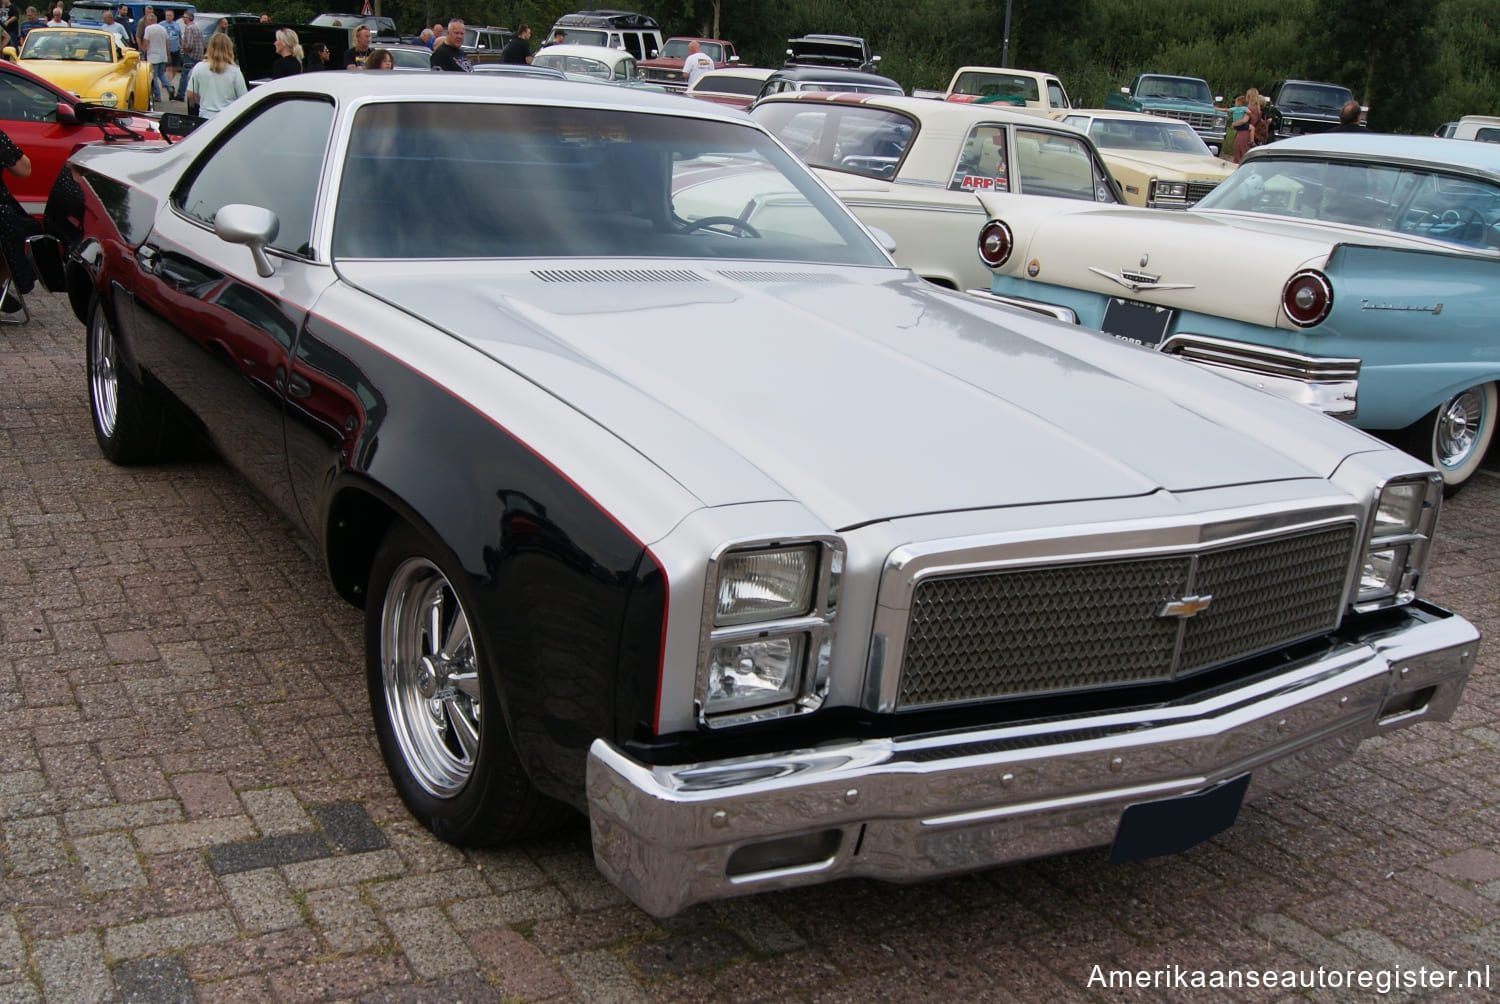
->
[
  {"left": 1185, "top": 181, "right": 1219, "bottom": 205},
  {"left": 895, "top": 524, "right": 1355, "bottom": 710},
  {"left": 1145, "top": 108, "right": 1217, "bottom": 130}
]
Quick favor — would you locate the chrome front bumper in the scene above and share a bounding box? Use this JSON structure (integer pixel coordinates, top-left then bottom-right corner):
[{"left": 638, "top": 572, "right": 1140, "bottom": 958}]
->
[{"left": 588, "top": 602, "right": 1476, "bottom": 916}]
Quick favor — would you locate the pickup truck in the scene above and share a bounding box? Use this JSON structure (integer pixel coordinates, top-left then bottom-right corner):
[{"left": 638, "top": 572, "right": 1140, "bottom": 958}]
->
[
  {"left": 913, "top": 66, "right": 1071, "bottom": 115},
  {"left": 1106, "top": 73, "right": 1227, "bottom": 154},
  {"left": 1264, "top": 79, "right": 1358, "bottom": 140},
  {"left": 638, "top": 37, "right": 738, "bottom": 91}
]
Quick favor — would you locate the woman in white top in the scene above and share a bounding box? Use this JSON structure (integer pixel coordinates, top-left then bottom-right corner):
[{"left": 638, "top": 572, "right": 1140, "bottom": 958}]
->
[{"left": 185, "top": 31, "right": 246, "bottom": 118}]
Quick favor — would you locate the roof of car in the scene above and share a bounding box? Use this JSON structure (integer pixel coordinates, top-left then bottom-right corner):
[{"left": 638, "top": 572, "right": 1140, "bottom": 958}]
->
[
  {"left": 532, "top": 43, "right": 637, "bottom": 62},
  {"left": 1246, "top": 131, "right": 1500, "bottom": 179},
  {"left": 758, "top": 92, "right": 1086, "bottom": 131},
  {"left": 766, "top": 67, "right": 899, "bottom": 86},
  {"left": 694, "top": 66, "right": 776, "bottom": 82},
  {"left": 247, "top": 67, "right": 742, "bottom": 117},
  {"left": 1063, "top": 108, "right": 1198, "bottom": 124}
]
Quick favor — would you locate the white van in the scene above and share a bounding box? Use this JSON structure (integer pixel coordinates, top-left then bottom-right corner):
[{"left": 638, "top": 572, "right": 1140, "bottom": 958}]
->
[{"left": 546, "top": 10, "right": 663, "bottom": 60}]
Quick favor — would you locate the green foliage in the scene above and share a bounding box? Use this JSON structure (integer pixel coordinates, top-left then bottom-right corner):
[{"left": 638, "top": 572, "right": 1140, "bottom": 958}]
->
[{"left": 233, "top": 0, "right": 1500, "bottom": 131}]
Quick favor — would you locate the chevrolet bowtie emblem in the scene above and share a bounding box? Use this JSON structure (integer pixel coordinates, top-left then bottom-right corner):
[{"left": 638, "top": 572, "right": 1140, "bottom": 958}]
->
[
  {"left": 1089, "top": 266, "right": 1196, "bottom": 294},
  {"left": 1160, "top": 595, "right": 1213, "bottom": 619}
]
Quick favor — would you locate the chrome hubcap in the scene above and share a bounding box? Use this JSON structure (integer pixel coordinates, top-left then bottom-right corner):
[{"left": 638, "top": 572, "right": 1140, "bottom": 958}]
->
[
  {"left": 89, "top": 310, "right": 119, "bottom": 438},
  {"left": 1436, "top": 388, "right": 1486, "bottom": 469},
  {"left": 381, "top": 557, "right": 482, "bottom": 798}
]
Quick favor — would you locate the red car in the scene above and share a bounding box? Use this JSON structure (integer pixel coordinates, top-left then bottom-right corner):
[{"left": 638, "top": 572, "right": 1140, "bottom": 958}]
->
[{"left": 0, "top": 59, "right": 159, "bottom": 218}]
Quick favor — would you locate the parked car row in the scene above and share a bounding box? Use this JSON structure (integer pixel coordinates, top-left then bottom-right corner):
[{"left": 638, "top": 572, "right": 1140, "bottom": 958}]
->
[{"left": 29, "top": 72, "right": 1480, "bottom": 922}]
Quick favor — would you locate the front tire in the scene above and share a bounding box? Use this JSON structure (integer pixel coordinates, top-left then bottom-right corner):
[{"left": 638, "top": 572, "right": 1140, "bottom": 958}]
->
[
  {"left": 87, "top": 297, "right": 168, "bottom": 464},
  {"left": 365, "top": 521, "right": 569, "bottom": 845},
  {"left": 1396, "top": 382, "right": 1497, "bottom": 494}
]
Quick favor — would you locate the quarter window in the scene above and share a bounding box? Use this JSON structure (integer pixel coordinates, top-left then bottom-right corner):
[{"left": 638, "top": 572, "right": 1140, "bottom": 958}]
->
[
  {"left": 176, "top": 97, "right": 335, "bottom": 258},
  {"left": 949, "top": 124, "right": 1009, "bottom": 192}
]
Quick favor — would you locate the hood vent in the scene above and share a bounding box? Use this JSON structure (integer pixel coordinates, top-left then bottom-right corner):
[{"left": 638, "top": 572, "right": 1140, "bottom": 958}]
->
[
  {"left": 532, "top": 268, "right": 704, "bottom": 284},
  {"left": 717, "top": 270, "right": 849, "bottom": 284}
]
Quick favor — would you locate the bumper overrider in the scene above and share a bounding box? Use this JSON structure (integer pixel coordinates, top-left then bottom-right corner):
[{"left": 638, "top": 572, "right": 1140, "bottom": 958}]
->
[{"left": 588, "top": 602, "right": 1476, "bottom": 916}]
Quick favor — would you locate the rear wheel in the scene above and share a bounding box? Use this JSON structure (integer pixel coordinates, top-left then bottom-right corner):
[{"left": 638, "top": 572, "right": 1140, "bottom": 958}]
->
[
  {"left": 365, "top": 521, "right": 570, "bottom": 845},
  {"left": 87, "top": 297, "right": 169, "bottom": 464},
  {"left": 1395, "top": 382, "right": 1497, "bottom": 495}
]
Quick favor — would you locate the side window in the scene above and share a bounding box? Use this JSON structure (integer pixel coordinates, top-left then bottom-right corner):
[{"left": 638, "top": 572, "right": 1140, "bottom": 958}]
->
[
  {"left": 1048, "top": 80, "right": 1068, "bottom": 109},
  {"left": 1014, "top": 128, "right": 1111, "bottom": 202},
  {"left": 949, "top": 124, "right": 1009, "bottom": 192},
  {"left": 0, "top": 73, "right": 63, "bottom": 124},
  {"left": 176, "top": 98, "right": 336, "bottom": 258},
  {"left": 1475, "top": 128, "right": 1500, "bottom": 144},
  {"left": 617, "top": 56, "right": 636, "bottom": 80},
  {"left": 620, "top": 32, "right": 645, "bottom": 59}
]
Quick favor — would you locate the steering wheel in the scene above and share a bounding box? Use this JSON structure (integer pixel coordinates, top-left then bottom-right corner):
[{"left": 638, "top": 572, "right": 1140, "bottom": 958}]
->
[
  {"left": 680, "top": 215, "right": 762, "bottom": 238},
  {"left": 1415, "top": 206, "right": 1486, "bottom": 236}
]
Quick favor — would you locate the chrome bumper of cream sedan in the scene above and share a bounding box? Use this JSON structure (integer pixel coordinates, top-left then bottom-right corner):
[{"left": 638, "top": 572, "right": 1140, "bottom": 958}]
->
[
  {"left": 1161, "top": 333, "right": 1360, "bottom": 419},
  {"left": 588, "top": 602, "right": 1476, "bottom": 916}
]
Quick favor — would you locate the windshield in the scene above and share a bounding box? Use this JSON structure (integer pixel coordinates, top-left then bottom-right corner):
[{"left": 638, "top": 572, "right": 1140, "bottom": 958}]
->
[
  {"left": 951, "top": 72, "right": 1040, "bottom": 103},
  {"left": 1277, "top": 84, "right": 1353, "bottom": 112},
  {"left": 1084, "top": 118, "right": 1211, "bottom": 155},
  {"left": 333, "top": 102, "right": 888, "bottom": 265},
  {"left": 1196, "top": 157, "right": 1500, "bottom": 248},
  {"left": 533, "top": 52, "right": 613, "bottom": 78},
  {"left": 555, "top": 28, "right": 607, "bottom": 46},
  {"left": 753, "top": 103, "right": 914, "bottom": 180},
  {"left": 21, "top": 30, "right": 114, "bottom": 61},
  {"left": 1135, "top": 76, "right": 1213, "bottom": 104}
]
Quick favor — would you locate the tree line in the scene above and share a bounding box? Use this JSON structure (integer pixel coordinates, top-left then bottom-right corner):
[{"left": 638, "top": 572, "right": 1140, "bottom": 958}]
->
[{"left": 250, "top": 0, "right": 1498, "bottom": 133}]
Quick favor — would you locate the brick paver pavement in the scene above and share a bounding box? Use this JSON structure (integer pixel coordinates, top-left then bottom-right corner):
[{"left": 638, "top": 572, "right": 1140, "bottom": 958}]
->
[{"left": 2, "top": 289, "right": 1497, "bottom": 1002}]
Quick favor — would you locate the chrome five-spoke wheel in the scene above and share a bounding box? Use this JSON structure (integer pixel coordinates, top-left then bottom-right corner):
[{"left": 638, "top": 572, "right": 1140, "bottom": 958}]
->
[{"left": 380, "top": 556, "right": 483, "bottom": 798}]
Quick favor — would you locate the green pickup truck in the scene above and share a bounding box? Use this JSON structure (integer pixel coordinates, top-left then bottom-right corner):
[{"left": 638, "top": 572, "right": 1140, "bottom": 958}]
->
[{"left": 1106, "top": 73, "right": 1227, "bottom": 154}]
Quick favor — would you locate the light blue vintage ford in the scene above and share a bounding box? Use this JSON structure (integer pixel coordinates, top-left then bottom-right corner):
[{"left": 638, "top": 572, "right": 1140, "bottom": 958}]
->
[{"left": 974, "top": 133, "right": 1500, "bottom": 491}]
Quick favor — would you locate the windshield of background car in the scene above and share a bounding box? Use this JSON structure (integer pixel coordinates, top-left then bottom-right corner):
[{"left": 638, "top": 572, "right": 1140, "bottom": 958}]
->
[
  {"left": 532, "top": 52, "right": 621, "bottom": 79},
  {"left": 1136, "top": 77, "right": 1212, "bottom": 103},
  {"left": 1014, "top": 128, "right": 1118, "bottom": 201},
  {"left": 1082, "top": 118, "right": 1211, "bottom": 155},
  {"left": 21, "top": 30, "right": 115, "bottom": 61},
  {"left": 1195, "top": 157, "right": 1500, "bottom": 247},
  {"left": 556, "top": 28, "right": 607, "bottom": 45},
  {"left": 693, "top": 74, "right": 762, "bottom": 96},
  {"left": 751, "top": 103, "right": 914, "bottom": 180},
  {"left": 951, "top": 71, "right": 1039, "bottom": 103},
  {"left": 332, "top": 102, "right": 889, "bottom": 265},
  {"left": 1278, "top": 83, "right": 1353, "bottom": 112}
]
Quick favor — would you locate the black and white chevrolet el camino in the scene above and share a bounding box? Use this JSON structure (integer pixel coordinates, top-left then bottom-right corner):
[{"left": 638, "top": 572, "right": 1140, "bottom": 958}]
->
[{"left": 44, "top": 74, "right": 1478, "bottom": 916}]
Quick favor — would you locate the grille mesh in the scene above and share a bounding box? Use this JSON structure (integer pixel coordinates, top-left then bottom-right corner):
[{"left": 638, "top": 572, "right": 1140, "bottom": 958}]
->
[
  {"left": 1145, "top": 109, "right": 1218, "bottom": 130},
  {"left": 896, "top": 525, "right": 1355, "bottom": 710},
  {"left": 1178, "top": 526, "right": 1353, "bottom": 673},
  {"left": 1185, "top": 181, "right": 1220, "bottom": 204}
]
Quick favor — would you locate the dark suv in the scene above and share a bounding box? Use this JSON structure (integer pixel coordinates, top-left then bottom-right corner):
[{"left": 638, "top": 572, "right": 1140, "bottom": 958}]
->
[
  {"left": 784, "top": 34, "right": 880, "bottom": 73},
  {"left": 1264, "top": 79, "right": 1358, "bottom": 140}
]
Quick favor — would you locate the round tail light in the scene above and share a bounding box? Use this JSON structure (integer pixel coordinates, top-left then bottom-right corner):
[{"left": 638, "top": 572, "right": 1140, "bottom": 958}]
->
[
  {"left": 1282, "top": 269, "right": 1333, "bottom": 327},
  {"left": 977, "top": 220, "right": 1014, "bottom": 269}
]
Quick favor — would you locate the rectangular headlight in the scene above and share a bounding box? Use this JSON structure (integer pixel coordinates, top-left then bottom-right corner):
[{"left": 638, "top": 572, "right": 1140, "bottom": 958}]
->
[
  {"left": 1157, "top": 181, "right": 1188, "bottom": 199},
  {"left": 1356, "top": 476, "right": 1440, "bottom": 608},
  {"left": 715, "top": 546, "right": 818, "bottom": 626},
  {"left": 706, "top": 635, "right": 806, "bottom": 713},
  {"left": 1374, "top": 481, "right": 1426, "bottom": 535}
]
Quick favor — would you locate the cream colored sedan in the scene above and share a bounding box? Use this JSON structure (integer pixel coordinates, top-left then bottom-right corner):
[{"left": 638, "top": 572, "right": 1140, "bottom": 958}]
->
[
  {"left": 752, "top": 93, "right": 1122, "bottom": 290},
  {"left": 1058, "top": 109, "right": 1234, "bottom": 208}
]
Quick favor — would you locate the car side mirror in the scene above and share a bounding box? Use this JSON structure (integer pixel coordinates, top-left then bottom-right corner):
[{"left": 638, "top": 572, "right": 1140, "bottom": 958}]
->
[
  {"left": 55, "top": 102, "right": 78, "bottom": 125},
  {"left": 729, "top": 54, "right": 738, "bottom": 63},
  {"left": 867, "top": 225, "right": 897, "bottom": 255},
  {"left": 1120, "top": 86, "right": 1131, "bottom": 95},
  {"left": 214, "top": 204, "right": 280, "bottom": 278},
  {"left": 1214, "top": 94, "right": 1224, "bottom": 103},
  {"left": 158, "top": 111, "right": 203, "bottom": 142}
]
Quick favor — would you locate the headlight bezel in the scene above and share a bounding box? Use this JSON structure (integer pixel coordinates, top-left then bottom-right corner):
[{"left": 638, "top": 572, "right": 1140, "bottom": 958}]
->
[
  {"left": 696, "top": 536, "right": 843, "bottom": 728},
  {"left": 1354, "top": 473, "right": 1442, "bottom": 611}
]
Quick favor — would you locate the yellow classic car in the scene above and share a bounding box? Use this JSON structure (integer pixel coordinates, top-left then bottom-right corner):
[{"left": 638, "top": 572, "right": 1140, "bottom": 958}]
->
[
  {"left": 1058, "top": 109, "right": 1234, "bottom": 208},
  {"left": 10, "top": 27, "right": 153, "bottom": 112}
]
